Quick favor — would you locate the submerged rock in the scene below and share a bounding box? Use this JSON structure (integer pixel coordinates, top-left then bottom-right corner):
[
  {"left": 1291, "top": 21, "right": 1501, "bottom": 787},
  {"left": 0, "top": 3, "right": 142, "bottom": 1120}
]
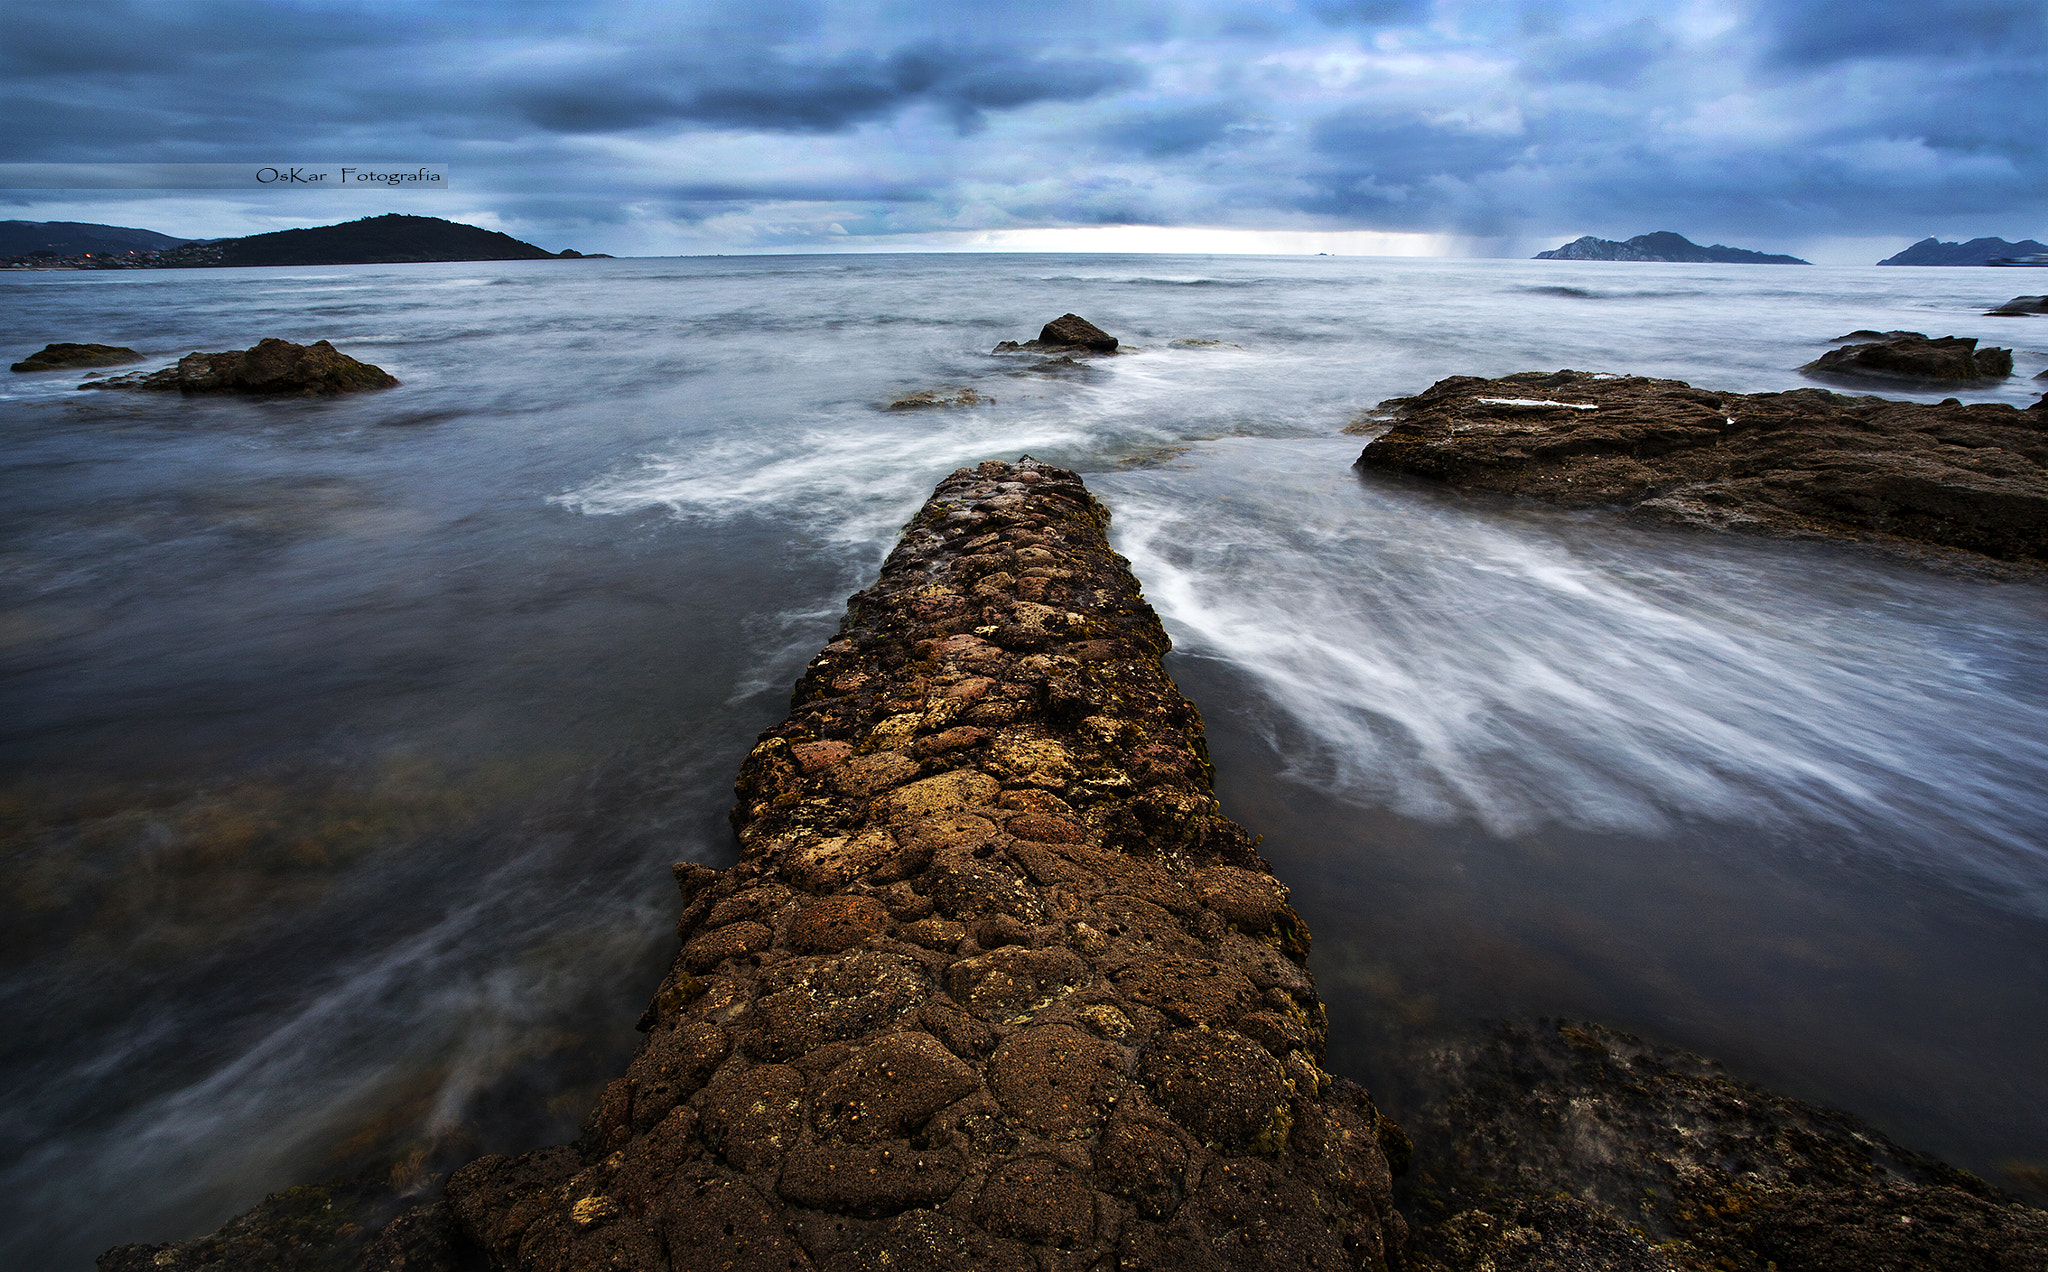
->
[
  {"left": 81, "top": 338, "right": 398, "bottom": 395},
  {"left": 993, "top": 312, "right": 1118, "bottom": 354},
  {"left": 1802, "top": 331, "right": 2012, "bottom": 384},
  {"left": 1353, "top": 369, "right": 2048, "bottom": 565},
  {"left": 1400, "top": 1019, "right": 2048, "bottom": 1272},
  {"left": 11, "top": 342, "right": 143, "bottom": 372},
  {"left": 886, "top": 387, "right": 993, "bottom": 411},
  {"left": 439, "top": 458, "right": 1404, "bottom": 1272}
]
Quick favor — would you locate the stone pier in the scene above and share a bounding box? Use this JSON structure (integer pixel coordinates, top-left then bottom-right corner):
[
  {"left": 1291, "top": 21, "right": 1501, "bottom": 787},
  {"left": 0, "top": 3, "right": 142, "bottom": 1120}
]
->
[{"left": 444, "top": 458, "right": 1406, "bottom": 1271}]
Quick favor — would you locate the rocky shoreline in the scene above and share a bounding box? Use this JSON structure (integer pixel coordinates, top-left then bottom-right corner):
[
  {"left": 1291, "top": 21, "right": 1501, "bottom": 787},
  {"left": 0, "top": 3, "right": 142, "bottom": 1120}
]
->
[
  {"left": 103, "top": 459, "right": 1408, "bottom": 1271},
  {"left": 437, "top": 458, "right": 1407, "bottom": 1271},
  {"left": 90, "top": 369, "right": 2048, "bottom": 1270},
  {"left": 1398, "top": 1020, "right": 2048, "bottom": 1271},
  {"left": 1352, "top": 370, "right": 2048, "bottom": 572}
]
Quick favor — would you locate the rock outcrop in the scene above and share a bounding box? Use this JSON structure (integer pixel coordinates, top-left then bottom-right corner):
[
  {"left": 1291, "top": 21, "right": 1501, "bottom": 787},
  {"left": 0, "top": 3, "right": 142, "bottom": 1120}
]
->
[
  {"left": 1987, "top": 295, "right": 2048, "bottom": 316},
  {"left": 81, "top": 338, "right": 398, "bottom": 396},
  {"left": 442, "top": 458, "right": 1404, "bottom": 1271},
  {"left": 10, "top": 342, "right": 144, "bottom": 372},
  {"left": 887, "top": 388, "right": 993, "bottom": 411},
  {"left": 1352, "top": 370, "right": 2048, "bottom": 564},
  {"left": 994, "top": 314, "right": 1118, "bottom": 354},
  {"left": 1802, "top": 331, "right": 2012, "bottom": 385},
  {"left": 1400, "top": 1020, "right": 2048, "bottom": 1272}
]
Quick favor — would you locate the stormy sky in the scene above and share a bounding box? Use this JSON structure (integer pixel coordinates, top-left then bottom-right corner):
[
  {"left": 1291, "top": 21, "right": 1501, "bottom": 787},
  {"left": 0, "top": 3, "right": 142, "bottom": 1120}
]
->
[{"left": 2, "top": 0, "right": 2042, "bottom": 260}]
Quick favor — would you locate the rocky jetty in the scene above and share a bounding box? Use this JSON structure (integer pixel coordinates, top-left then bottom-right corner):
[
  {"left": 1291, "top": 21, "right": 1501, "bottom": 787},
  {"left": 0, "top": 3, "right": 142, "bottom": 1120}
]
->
[
  {"left": 1400, "top": 1020, "right": 2048, "bottom": 1272},
  {"left": 81, "top": 338, "right": 398, "bottom": 396},
  {"left": 1533, "top": 232, "right": 1808, "bottom": 265},
  {"left": 1352, "top": 371, "right": 2048, "bottom": 565},
  {"left": 994, "top": 313, "right": 1118, "bottom": 354},
  {"left": 441, "top": 458, "right": 1404, "bottom": 1271},
  {"left": 10, "top": 342, "right": 143, "bottom": 372},
  {"left": 1802, "top": 331, "right": 2012, "bottom": 385}
]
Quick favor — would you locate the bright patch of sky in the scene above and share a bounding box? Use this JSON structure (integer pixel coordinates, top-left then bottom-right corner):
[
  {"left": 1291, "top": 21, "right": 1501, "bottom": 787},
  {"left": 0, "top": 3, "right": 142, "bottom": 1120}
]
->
[{"left": 1, "top": 0, "right": 2040, "bottom": 259}]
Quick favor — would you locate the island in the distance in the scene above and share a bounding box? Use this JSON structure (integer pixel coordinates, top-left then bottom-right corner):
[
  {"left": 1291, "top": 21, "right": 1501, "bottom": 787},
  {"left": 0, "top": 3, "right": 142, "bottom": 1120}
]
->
[
  {"left": 2, "top": 214, "right": 608, "bottom": 269},
  {"left": 1878, "top": 236, "right": 2048, "bottom": 266},
  {"left": 1534, "top": 231, "right": 1809, "bottom": 264}
]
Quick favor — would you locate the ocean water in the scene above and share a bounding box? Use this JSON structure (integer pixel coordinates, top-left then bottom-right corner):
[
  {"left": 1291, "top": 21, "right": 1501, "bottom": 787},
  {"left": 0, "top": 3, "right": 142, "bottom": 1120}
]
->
[{"left": 2, "top": 254, "right": 2044, "bottom": 1268}]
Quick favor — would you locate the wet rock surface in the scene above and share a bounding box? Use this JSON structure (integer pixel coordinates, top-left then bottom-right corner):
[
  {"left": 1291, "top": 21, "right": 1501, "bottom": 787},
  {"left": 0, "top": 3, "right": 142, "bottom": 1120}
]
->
[
  {"left": 80, "top": 337, "right": 399, "bottom": 395},
  {"left": 1399, "top": 1020, "right": 2048, "bottom": 1272},
  {"left": 994, "top": 313, "right": 1118, "bottom": 355},
  {"left": 1985, "top": 295, "right": 2048, "bottom": 316},
  {"left": 1353, "top": 370, "right": 2048, "bottom": 566},
  {"left": 96, "top": 1166, "right": 482, "bottom": 1272},
  {"left": 11, "top": 341, "right": 143, "bottom": 372},
  {"left": 1801, "top": 331, "right": 2012, "bottom": 384},
  {"left": 887, "top": 388, "right": 993, "bottom": 411},
  {"left": 433, "top": 458, "right": 1403, "bottom": 1270}
]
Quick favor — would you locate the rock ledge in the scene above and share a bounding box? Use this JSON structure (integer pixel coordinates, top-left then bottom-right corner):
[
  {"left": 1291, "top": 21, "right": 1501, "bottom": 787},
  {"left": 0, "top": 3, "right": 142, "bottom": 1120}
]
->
[{"left": 1354, "top": 370, "right": 2048, "bottom": 565}]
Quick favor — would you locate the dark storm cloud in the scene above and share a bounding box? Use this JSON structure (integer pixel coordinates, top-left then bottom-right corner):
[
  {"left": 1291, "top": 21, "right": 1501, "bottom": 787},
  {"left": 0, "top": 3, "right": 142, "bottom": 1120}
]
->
[
  {"left": 2, "top": 0, "right": 2042, "bottom": 252},
  {"left": 1310, "top": 116, "right": 1532, "bottom": 188},
  {"left": 506, "top": 45, "right": 1143, "bottom": 135},
  {"left": 1096, "top": 104, "right": 1244, "bottom": 156},
  {"left": 1766, "top": 0, "right": 2045, "bottom": 66},
  {"left": 1304, "top": 0, "right": 1433, "bottom": 27},
  {"left": 1519, "top": 18, "right": 1676, "bottom": 88}
]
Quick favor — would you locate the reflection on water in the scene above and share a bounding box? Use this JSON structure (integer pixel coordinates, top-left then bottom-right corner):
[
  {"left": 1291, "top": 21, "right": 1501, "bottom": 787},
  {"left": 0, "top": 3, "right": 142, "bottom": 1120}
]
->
[{"left": 3, "top": 254, "right": 2044, "bottom": 1267}]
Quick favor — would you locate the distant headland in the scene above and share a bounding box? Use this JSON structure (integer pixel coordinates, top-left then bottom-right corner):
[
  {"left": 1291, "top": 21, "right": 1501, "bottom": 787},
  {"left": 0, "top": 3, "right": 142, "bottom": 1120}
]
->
[
  {"left": 1534, "top": 232, "right": 1809, "bottom": 264},
  {"left": 0, "top": 214, "right": 607, "bottom": 269},
  {"left": 1877, "top": 236, "right": 2048, "bottom": 266}
]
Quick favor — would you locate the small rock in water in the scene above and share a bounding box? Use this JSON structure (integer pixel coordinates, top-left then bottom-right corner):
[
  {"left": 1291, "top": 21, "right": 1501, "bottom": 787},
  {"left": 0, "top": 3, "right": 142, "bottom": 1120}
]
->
[
  {"left": 81, "top": 337, "right": 399, "bottom": 396},
  {"left": 1802, "top": 331, "right": 2012, "bottom": 384},
  {"left": 1986, "top": 294, "right": 2048, "bottom": 316},
  {"left": 11, "top": 342, "right": 143, "bottom": 372},
  {"left": 886, "top": 387, "right": 992, "bottom": 411},
  {"left": 992, "top": 312, "right": 1118, "bottom": 354}
]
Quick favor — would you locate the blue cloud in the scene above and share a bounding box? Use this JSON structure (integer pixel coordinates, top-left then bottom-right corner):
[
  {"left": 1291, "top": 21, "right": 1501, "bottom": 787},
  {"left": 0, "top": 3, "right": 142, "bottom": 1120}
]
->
[
  {"left": 0, "top": 0, "right": 2042, "bottom": 251},
  {"left": 506, "top": 44, "right": 1141, "bottom": 135},
  {"left": 1097, "top": 104, "right": 1244, "bottom": 156},
  {"left": 1766, "top": 0, "right": 2046, "bottom": 66}
]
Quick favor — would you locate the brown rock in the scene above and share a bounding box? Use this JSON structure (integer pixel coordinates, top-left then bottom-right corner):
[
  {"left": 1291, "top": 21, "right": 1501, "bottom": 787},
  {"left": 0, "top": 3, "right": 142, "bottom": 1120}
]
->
[
  {"left": 791, "top": 740, "right": 853, "bottom": 773},
  {"left": 11, "top": 342, "right": 142, "bottom": 372},
  {"left": 1097, "top": 1110, "right": 1190, "bottom": 1219},
  {"left": 823, "top": 1211, "right": 1037, "bottom": 1272},
  {"left": 814, "top": 1033, "right": 980, "bottom": 1143},
  {"left": 370, "top": 460, "right": 1396, "bottom": 1272},
  {"left": 682, "top": 919, "right": 771, "bottom": 973},
  {"left": 1803, "top": 331, "right": 2012, "bottom": 383},
  {"left": 81, "top": 337, "right": 398, "bottom": 395},
  {"left": 699, "top": 1063, "right": 806, "bottom": 1171},
  {"left": 788, "top": 896, "right": 893, "bottom": 954},
  {"left": 1114, "top": 955, "right": 1257, "bottom": 1027},
  {"left": 986, "top": 1024, "right": 1126, "bottom": 1138},
  {"left": 777, "top": 1144, "right": 964, "bottom": 1217},
  {"left": 945, "top": 945, "right": 1091, "bottom": 1020},
  {"left": 660, "top": 1168, "right": 813, "bottom": 1270},
  {"left": 1356, "top": 370, "right": 2048, "bottom": 564},
  {"left": 1143, "top": 1029, "right": 1294, "bottom": 1153},
  {"left": 1038, "top": 313, "right": 1118, "bottom": 352},
  {"left": 973, "top": 1158, "right": 1097, "bottom": 1247}
]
